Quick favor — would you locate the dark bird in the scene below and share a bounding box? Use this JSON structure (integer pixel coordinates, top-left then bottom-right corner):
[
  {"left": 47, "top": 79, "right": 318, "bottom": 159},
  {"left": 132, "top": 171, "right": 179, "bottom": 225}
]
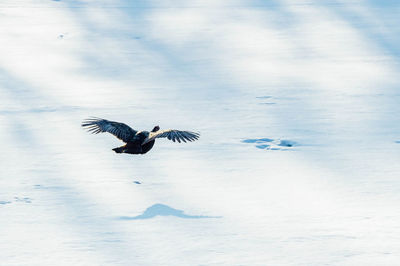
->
[{"left": 81, "top": 117, "right": 200, "bottom": 154}]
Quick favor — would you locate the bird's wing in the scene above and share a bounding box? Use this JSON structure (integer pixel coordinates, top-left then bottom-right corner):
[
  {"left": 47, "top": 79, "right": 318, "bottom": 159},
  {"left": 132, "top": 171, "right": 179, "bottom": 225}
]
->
[
  {"left": 81, "top": 117, "right": 137, "bottom": 143},
  {"left": 142, "top": 129, "right": 200, "bottom": 145}
]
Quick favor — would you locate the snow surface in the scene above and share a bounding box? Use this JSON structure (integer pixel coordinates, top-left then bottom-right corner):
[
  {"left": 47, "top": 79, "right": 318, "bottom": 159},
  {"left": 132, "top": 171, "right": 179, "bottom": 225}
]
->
[{"left": 1, "top": 0, "right": 400, "bottom": 265}]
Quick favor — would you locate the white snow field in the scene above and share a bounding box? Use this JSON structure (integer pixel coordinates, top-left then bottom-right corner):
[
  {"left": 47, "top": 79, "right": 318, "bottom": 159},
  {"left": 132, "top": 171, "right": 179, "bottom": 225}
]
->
[{"left": 1, "top": 0, "right": 400, "bottom": 265}]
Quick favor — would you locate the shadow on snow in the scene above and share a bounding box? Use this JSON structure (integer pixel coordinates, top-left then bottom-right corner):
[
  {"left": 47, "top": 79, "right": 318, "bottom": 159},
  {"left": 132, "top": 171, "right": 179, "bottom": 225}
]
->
[{"left": 120, "top": 204, "right": 221, "bottom": 220}]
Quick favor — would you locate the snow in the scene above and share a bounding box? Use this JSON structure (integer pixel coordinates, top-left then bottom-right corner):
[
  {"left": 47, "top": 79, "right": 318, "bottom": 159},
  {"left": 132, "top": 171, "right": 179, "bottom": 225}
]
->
[{"left": 1, "top": 0, "right": 400, "bottom": 265}]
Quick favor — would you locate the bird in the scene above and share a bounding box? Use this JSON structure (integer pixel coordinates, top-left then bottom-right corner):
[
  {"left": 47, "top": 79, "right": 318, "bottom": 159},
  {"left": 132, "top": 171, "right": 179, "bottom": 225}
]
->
[{"left": 81, "top": 117, "right": 200, "bottom": 154}]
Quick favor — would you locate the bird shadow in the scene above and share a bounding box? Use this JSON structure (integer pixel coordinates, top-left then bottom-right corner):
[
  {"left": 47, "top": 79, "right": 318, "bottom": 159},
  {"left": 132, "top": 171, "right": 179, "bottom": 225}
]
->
[{"left": 119, "top": 203, "right": 221, "bottom": 220}]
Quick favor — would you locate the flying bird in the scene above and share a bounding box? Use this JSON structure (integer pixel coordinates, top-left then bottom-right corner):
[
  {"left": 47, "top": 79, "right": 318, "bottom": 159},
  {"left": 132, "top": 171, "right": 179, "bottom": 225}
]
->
[{"left": 81, "top": 117, "right": 200, "bottom": 154}]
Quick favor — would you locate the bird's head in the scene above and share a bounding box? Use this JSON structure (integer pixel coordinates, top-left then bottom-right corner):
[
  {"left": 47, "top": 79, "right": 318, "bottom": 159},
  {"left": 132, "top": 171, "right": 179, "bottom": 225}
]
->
[{"left": 152, "top": 125, "right": 160, "bottom": 132}]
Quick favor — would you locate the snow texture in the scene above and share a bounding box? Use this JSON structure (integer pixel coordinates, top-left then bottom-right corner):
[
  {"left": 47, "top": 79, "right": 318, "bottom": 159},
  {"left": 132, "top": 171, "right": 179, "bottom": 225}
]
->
[{"left": 1, "top": 0, "right": 400, "bottom": 265}]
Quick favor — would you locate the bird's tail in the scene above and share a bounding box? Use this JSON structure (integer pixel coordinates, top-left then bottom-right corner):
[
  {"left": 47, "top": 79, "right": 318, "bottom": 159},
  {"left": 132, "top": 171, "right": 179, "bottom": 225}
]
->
[{"left": 112, "top": 146, "right": 124, "bottom": 153}]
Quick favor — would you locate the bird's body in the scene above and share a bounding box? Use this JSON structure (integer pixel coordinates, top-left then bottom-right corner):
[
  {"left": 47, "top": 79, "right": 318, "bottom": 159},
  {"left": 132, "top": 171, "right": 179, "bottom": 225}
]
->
[
  {"left": 81, "top": 117, "right": 199, "bottom": 155},
  {"left": 112, "top": 130, "right": 155, "bottom": 154}
]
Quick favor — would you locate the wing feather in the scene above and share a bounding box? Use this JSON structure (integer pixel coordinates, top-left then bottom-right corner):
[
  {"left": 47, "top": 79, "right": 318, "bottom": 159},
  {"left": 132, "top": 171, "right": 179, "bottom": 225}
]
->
[
  {"left": 142, "top": 129, "right": 200, "bottom": 145},
  {"left": 81, "top": 117, "right": 137, "bottom": 143}
]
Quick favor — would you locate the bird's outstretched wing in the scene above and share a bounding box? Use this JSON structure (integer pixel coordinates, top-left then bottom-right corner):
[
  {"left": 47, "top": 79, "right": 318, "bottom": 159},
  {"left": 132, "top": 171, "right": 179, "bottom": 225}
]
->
[
  {"left": 81, "top": 117, "right": 137, "bottom": 143},
  {"left": 142, "top": 129, "right": 200, "bottom": 144}
]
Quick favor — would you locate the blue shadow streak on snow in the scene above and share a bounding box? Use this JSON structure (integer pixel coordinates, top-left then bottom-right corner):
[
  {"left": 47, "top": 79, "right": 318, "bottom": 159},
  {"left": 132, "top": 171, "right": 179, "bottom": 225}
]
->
[
  {"left": 0, "top": 69, "right": 52, "bottom": 107},
  {"left": 0, "top": 70, "right": 137, "bottom": 262},
  {"left": 61, "top": 1, "right": 252, "bottom": 101},
  {"left": 60, "top": 1, "right": 159, "bottom": 80},
  {"left": 120, "top": 204, "right": 221, "bottom": 220},
  {"left": 0, "top": 69, "right": 82, "bottom": 115},
  {"left": 264, "top": 1, "right": 400, "bottom": 145},
  {"left": 329, "top": 0, "right": 400, "bottom": 59},
  {"left": 268, "top": 0, "right": 400, "bottom": 60}
]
